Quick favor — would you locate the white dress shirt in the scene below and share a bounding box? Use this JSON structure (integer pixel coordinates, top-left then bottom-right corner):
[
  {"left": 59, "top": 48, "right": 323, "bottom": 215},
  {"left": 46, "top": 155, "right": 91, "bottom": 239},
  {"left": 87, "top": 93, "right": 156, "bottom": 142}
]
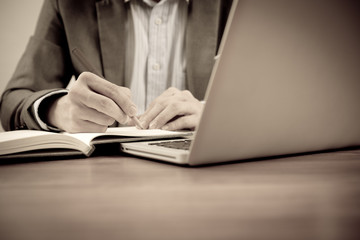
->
[{"left": 125, "top": 0, "right": 188, "bottom": 113}]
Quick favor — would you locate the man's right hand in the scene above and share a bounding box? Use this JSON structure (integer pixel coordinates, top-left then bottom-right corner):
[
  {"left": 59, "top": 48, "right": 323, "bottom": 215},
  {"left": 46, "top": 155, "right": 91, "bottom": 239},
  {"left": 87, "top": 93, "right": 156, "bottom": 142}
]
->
[{"left": 46, "top": 72, "right": 137, "bottom": 133}]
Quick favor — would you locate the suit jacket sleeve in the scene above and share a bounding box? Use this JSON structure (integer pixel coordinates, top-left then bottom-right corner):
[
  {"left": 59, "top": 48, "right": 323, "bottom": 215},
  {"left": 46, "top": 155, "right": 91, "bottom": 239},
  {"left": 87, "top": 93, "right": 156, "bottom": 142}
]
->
[{"left": 0, "top": 0, "right": 73, "bottom": 130}]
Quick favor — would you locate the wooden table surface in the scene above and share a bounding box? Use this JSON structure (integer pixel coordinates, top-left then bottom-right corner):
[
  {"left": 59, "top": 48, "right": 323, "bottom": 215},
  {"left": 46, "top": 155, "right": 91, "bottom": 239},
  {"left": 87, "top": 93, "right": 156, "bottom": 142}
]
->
[{"left": 0, "top": 148, "right": 360, "bottom": 240}]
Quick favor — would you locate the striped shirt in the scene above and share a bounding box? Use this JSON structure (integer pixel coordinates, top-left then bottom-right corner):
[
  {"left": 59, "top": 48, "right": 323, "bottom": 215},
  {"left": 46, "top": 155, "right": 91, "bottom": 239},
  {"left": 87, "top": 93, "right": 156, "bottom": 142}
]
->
[{"left": 125, "top": 0, "right": 188, "bottom": 113}]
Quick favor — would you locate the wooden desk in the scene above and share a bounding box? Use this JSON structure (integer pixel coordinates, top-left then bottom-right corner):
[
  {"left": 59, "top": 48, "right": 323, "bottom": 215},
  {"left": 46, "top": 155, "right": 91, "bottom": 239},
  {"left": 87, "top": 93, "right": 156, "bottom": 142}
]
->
[{"left": 0, "top": 149, "right": 359, "bottom": 240}]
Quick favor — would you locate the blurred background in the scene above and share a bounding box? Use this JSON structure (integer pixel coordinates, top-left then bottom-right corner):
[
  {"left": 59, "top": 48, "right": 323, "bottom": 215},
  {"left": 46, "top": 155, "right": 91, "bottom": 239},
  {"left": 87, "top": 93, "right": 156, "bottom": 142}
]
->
[{"left": 0, "top": 0, "right": 43, "bottom": 131}]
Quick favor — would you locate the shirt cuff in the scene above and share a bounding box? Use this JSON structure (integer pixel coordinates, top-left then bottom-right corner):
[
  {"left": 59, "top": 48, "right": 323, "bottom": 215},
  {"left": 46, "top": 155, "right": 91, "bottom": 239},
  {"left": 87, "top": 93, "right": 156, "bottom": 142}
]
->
[{"left": 33, "top": 90, "right": 68, "bottom": 131}]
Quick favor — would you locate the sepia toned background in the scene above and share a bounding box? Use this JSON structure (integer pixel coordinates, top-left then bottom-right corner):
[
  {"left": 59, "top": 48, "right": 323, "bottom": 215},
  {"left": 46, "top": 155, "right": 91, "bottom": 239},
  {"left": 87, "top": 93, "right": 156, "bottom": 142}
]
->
[{"left": 0, "top": 0, "right": 43, "bottom": 131}]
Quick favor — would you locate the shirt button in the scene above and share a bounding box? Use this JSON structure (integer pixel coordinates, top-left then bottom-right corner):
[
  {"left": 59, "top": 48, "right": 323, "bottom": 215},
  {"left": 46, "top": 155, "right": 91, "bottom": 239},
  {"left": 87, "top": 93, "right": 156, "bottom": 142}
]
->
[
  {"left": 152, "top": 63, "right": 161, "bottom": 71},
  {"left": 155, "top": 17, "right": 162, "bottom": 25}
]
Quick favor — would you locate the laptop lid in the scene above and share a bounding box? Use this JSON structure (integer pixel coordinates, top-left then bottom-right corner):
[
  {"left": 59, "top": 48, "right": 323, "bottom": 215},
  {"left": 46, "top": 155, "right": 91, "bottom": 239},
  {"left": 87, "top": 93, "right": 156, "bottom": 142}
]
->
[
  {"left": 122, "top": 0, "right": 360, "bottom": 166},
  {"left": 187, "top": 0, "right": 360, "bottom": 165}
]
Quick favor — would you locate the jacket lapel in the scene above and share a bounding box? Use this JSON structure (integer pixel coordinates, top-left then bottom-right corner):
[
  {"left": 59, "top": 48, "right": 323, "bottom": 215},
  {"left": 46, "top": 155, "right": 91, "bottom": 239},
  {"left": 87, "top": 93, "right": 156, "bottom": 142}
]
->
[
  {"left": 96, "top": 0, "right": 127, "bottom": 86},
  {"left": 186, "top": 0, "right": 222, "bottom": 99}
]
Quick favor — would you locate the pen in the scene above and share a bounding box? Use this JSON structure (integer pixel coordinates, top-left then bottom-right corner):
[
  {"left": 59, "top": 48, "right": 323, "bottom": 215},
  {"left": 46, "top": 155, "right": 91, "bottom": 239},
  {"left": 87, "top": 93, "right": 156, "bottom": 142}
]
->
[{"left": 72, "top": 47, "right": 144, "bottom": 129}]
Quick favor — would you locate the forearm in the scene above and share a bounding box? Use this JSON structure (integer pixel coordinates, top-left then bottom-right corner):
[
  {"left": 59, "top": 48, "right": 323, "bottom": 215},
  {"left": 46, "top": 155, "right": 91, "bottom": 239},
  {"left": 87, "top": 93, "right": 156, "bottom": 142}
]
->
[
  {"left": 0, "top": 36, "right": 72, "bottom": 130},
  {"left": 0, "top": 89, "right": 58, "bottom": 130},
  {"left": 0, "top": 0, "right": 75, "bottom": 131}
]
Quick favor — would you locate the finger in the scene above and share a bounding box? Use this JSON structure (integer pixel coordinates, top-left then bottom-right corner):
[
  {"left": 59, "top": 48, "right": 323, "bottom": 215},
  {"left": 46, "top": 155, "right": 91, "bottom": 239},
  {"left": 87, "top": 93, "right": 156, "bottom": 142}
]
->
[
  {"left": 77, "top": 105, "right": 116, "bottom": 126},
  {"left": 149, "top": 100, "right": 198, "bottom": 129},
  {"left": 126, "top": 118, "right": 135, "bottom": 127},
  {"left": 73, "top": 89, "right": 129, "bottom": 124},
  {"left": 78, "top": 72, "right": 138, "bottom": 117},
  {"left": 139, "top": 104, "right": 164, "bottom": 129},
  {"left": 140, "top": 88, "right": 181, "bottom": 128},
  {"left": 66, "top": 119, "right": 108, "bottom": 133},
  {"left": 148, "top": 101, "right": 183, "bottom": 129},
  {"left": 62, "top": 102, "right": 115, "bottom": 132},
  {"left": 162, "top": 115, "right": 198, "bottom": 131},
  {"left": 146, "top": 87, "right": 179, "bottom": 110},
  {"left": 148, "top": 89, "right": 201, "bottom": 129}
]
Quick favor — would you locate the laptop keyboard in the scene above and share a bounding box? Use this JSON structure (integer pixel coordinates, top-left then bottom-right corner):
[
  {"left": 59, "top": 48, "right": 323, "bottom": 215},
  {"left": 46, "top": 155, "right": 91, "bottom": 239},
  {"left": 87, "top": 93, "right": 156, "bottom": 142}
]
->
[{"left": 149, "top": 139, "right": 192, "bottom": 150}]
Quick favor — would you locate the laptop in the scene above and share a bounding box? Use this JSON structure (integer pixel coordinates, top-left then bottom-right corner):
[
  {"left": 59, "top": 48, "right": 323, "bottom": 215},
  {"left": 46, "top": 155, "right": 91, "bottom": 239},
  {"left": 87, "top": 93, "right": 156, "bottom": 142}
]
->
[{"left": 121, "top": 0, "right": 360, "bottom": 166}]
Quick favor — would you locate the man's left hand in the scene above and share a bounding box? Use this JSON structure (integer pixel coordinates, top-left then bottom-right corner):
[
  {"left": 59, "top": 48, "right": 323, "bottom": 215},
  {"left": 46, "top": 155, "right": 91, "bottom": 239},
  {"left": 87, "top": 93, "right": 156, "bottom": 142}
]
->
[{"left": 139, "top": 87, "right": 203, "bottom": 131}]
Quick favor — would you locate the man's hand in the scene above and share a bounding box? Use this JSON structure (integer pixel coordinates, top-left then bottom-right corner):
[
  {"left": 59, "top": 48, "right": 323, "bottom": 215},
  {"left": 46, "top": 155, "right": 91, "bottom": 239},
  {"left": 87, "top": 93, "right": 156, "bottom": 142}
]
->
[
  {"left": 139, "top": 87, "right": 203, "bottom": 131},
  {"left": 47, "top": 72, "right": 137, "bottom": 133}
]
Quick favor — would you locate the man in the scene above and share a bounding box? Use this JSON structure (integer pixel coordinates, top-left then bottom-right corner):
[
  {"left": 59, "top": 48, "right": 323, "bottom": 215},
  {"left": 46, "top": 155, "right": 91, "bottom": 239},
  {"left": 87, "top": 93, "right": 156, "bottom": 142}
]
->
[{"left": 0, "top": 0, "right": 232, "bottom": 132}]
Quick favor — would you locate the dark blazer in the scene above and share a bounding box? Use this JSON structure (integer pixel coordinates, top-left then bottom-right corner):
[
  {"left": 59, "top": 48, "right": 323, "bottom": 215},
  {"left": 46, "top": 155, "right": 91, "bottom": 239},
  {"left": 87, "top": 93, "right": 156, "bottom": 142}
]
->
[{"left": 0, "top": 0, "right": 232, "bottom": 131}]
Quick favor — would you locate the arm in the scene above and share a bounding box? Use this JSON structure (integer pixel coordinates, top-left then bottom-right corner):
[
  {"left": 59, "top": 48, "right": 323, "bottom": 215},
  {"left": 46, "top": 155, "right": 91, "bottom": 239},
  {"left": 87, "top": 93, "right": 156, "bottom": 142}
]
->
[{"left": 0, "top": 0, "right": 72, "bottom": 130}]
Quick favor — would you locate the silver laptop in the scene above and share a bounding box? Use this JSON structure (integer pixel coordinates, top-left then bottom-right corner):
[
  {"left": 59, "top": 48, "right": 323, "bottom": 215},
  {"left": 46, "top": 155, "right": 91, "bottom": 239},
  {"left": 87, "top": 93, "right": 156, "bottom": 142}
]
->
[{"left": 121, "top": 0, "right": 360, "bottom": 165}]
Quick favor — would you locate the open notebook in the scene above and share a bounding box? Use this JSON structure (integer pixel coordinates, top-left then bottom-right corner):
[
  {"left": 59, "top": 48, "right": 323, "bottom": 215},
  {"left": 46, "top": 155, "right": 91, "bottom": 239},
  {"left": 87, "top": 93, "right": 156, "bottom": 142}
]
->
[
  {"left": 121, "top": 0, "right": 360, "bottom": 165},
  {"left": 0, "top": 127, "right": 191, "bottom": 159}
]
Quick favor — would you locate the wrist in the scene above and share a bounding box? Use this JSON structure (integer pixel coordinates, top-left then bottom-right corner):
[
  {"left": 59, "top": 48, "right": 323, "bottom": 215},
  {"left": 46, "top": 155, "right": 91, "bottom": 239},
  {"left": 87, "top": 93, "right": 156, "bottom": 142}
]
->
[
  {"left": 35, "top": 91, "right": 68, "bottom": 131},
  {"left": 45, "top": 95, "right": 66, "bottom": 130}
]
